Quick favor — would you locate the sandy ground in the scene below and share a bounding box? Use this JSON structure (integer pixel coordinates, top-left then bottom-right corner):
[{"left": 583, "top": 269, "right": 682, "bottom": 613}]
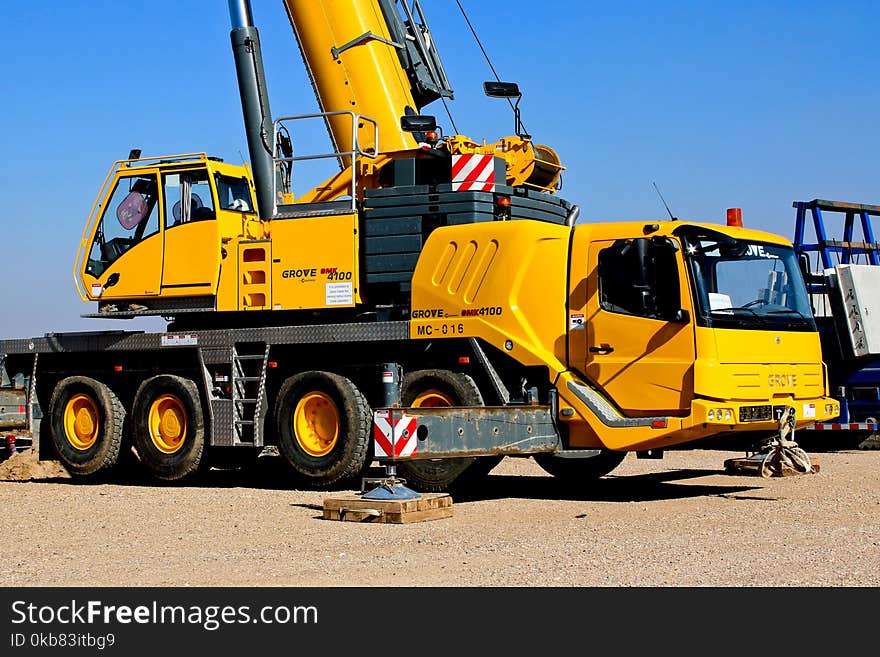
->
[{"left": 1, "top": 440, "right": 878, "bottom": 588}]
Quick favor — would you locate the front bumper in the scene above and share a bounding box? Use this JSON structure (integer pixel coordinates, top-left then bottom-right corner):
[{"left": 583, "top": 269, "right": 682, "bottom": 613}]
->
[{"left": 690, "top": 397, "right": 840, "bottom": 431}]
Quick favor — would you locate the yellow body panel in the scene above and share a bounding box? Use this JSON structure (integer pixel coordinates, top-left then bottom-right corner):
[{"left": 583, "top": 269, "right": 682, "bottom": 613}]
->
[
  {"left": 694, "top": 327, "right": 826, "bottom": 401},
  {"left": 81, "top": 233, "right": 163, "bottom": 299},
  {"left": 410, "top": 220, "right": 571, "bottom": 370},
  {"left": 268, "top": 214, "right": 361, "bottom": 310},
  {"left": 161, "top": 220, "right": 220, "bottom": 294}
]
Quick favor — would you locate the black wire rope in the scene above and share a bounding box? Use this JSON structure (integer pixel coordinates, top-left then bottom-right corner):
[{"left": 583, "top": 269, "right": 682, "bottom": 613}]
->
[{"left": 454, "top": 0, "right": 527, "bottom": 135}]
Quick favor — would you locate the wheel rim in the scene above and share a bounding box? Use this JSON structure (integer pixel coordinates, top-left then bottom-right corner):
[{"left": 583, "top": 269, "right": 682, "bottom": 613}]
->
[
  {"left": 294, "top": 391, "right": 340, "bottom": 457},
  {"left": 411, "top": 389, "right": 454, "bottom": 408},
  {"left": 148, "top": 394, "right": 188, "bottom": 454},
  {"left": 63, "top": 393, "right": 99, "bottom": 451}
]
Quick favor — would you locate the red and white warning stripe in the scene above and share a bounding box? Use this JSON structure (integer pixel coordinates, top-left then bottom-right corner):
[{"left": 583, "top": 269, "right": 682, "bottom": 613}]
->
[
  {"left": 805, "top": 422, "right": 878, "bottom": 431},
  {"left": 373, "top": 409, "right": 418, "bottom": 458},
  {"left": 451, "top": 154, "right": 496, "bottom": 192}
]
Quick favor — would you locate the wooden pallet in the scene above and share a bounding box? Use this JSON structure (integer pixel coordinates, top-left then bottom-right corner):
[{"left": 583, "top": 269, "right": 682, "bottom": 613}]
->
[{"left": 323, "top": 493, "right": 453, "bottom": 524}]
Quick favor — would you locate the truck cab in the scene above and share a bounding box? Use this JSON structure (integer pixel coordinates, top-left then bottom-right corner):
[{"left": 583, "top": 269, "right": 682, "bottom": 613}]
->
[
  {"left": 570, "top": 220, "right": 838, "bottom": 449},
  {"left": 409, "top": 216, "right": 839, "bottom": 455},
  {"left": 76, "top": 154, "right": 262, "bottom": 313}
]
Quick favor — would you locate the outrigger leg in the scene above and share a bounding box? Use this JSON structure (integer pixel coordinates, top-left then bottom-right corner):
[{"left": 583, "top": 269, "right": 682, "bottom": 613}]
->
[{"left": 362, "top": 363, "right": 421, "bottom": 501}]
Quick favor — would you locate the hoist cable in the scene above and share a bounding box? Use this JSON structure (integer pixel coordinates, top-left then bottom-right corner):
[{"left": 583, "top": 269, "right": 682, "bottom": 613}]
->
[{"left": 454, "top": 0, "right": 527, "bottom": 135}]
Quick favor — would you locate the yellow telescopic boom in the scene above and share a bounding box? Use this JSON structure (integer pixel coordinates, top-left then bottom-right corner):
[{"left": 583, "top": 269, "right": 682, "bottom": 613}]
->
[{"left": 282, "top": 0, "right": 454, "bottom": 158}]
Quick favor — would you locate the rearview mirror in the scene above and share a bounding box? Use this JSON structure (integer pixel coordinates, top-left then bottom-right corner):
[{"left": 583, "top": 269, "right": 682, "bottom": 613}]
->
[
  {"left": 483, "top": 81, "right": 521, "bottom": 99},
  {"left": 400, "top": 114, "right": 437, "bottom": 133}
]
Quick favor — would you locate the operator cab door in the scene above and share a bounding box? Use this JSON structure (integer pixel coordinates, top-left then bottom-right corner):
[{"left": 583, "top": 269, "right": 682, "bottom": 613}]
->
[
  {"left": 83, "top": 170, "right": 163, "bottom": 299},
  {"left": 160, "top": 168, "right": 221, "bottom": 295},
  {"left": 583, "top": 237, "right": 696, "bottom": 416}
]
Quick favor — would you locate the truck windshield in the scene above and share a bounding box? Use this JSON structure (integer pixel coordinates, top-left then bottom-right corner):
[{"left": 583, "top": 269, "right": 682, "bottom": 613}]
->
[{"left": 676, "top": 226, "right": 816, "bottom": 331}]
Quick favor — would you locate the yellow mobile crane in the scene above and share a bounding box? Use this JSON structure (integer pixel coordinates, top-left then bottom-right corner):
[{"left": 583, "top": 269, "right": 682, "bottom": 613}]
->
[{"left": 0, "top": 0, "right": 837, "bottom": 490}]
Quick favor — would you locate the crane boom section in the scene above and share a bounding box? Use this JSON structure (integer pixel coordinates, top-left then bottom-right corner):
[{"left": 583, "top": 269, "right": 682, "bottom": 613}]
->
[{"left": 283, "top": 0, "right": 453, "bottom": 156}]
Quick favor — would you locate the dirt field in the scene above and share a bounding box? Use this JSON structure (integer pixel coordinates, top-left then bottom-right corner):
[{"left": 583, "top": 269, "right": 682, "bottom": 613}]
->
[{"left": 1, "top": 444, "right": 878, "bottom": 587}]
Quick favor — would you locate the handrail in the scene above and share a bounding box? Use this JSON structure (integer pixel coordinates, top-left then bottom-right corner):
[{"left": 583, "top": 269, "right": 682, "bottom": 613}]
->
[
  {"left": 73, "top": 160, "right": 123, "bottom": 301},
  {"left": 272, "top": 111, "right": 379, "bottom": 215}
]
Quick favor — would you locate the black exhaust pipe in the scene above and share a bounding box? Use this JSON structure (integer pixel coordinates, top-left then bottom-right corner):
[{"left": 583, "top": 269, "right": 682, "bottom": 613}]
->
[{"left": 228, "top": 0, "right": 275, "bottom": 219}]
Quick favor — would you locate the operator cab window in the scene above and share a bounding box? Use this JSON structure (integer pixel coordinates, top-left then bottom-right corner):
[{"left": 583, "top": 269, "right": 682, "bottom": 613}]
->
[
  {"left": 215, "top": 174, "right": 255, "bottom": 213},
  {"left": 86, "top": 174, "right": 160, "bottom": 277},
  {"left": 598, "top": 238, "right": 681, "bottom": 320},
  {"left": 163, "top": 169, "right": 216, "bottom": 228}
]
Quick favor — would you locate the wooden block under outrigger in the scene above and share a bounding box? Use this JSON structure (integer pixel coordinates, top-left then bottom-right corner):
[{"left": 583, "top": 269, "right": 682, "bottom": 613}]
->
[{"left": 322, "top": 492, "right": 453, "bottom": 523}]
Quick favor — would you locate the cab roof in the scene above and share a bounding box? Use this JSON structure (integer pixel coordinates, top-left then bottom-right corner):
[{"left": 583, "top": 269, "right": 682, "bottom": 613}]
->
[{"left": 579, "top": 220, "right": 792, "bottom": 247}]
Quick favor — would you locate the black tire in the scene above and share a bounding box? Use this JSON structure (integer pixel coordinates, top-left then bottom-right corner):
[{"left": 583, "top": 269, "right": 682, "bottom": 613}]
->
[
  {"left": 533, "top": 449, "right": 627, "bottom": 482},
  {"left": 395, "top": 369, "right": 502, "bottom": 492},
  {"left": 274, "top": 371, "right": 371, "bottom": 487},
  {"left": 47, "top": 376, "right": 125, "bottom": 476},
  {"left": 131, "top": 375, "right": 205, "bottom": 481}
]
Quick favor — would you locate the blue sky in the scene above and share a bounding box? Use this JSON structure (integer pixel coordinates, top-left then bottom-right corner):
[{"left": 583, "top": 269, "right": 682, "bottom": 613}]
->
[{"left": 1, "top": 0, "right": 878, "bottom": 339}]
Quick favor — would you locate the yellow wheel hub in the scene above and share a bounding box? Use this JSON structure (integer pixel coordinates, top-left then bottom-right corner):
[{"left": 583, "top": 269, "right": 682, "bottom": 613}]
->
[
  {"left": 63, "top": 393, "right": 100, "bottom": 450},
  {"left": 412, "top": 389, "right": 454, "bottom": 408},
  {"left": 294, "top": 391, "right": 340, "bottom": 457},
  {"left": 149, "top": 394, "right": 187, "bottom": 454}
]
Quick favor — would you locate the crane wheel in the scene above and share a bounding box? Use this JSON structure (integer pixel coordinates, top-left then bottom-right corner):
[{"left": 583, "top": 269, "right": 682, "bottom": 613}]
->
[
  {"left": 131, "top": 375, "right": 205, "bottom": 481},
  {"left": 48, "top": 376, "right": 125, "bottom": 476},
  {"left": 533, "top": 449, "right": 627, "bottom": 482},
  {"left": 274, "top": 371, "right": 371, "bottom": 487},
  {"left": 395, "top": 369, "right": 503, "bottom": 493}
]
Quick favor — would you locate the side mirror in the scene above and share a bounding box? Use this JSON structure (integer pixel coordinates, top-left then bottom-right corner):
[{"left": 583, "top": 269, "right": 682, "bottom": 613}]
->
[
  {"left": 669, "top": 308, "right": 690, "bottom": 324},
  {"left": 400, "top": 114, "right": 437, "bottom": 133},
  {"left": 483, "top": 81, "right": 521, "bottom": 99}
]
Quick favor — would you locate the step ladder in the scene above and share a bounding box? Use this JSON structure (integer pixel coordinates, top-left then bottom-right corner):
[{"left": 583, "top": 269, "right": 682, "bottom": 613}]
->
[{"left": 231, "top": 343, "right": 270, "bottom": 446}]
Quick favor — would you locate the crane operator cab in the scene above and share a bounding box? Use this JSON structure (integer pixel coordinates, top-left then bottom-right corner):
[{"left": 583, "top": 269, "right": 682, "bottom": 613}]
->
[{"left": 75, "top": 153, "right": 262, "bottom": 315}]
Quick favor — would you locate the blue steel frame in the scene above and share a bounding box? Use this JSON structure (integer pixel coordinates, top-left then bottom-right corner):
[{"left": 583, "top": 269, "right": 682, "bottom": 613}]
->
[
  {"left": 792, "top": 199, "right": 880, "bottom": 430},
  {"left": 793, "top": 199, "right": 880, "bottom": 270}
]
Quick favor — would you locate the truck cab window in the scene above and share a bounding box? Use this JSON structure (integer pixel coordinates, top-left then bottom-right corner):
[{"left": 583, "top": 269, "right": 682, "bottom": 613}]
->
[
  {"left": 164, "top": 169, "right": 216, "bottom": 227},
  {"left": 86, "top": 174, "right": 159, "bottom": 277},
  {"left": 215, "top": 174, "right": 255, "bottom": 212},
  {"left": 598, "top": 238, "right": 680, "bottom": 320}
]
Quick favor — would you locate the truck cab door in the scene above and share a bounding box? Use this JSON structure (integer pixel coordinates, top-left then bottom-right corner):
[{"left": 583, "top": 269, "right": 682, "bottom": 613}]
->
[
  {"left": 82, "top": 171, "right": 163, "bottom": 300},
  {"left": 160, "top": 169, "right": 221, "bottom": 296},
  {"left": 581, "top": 236, "right": 696, "bottom": 416}
]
